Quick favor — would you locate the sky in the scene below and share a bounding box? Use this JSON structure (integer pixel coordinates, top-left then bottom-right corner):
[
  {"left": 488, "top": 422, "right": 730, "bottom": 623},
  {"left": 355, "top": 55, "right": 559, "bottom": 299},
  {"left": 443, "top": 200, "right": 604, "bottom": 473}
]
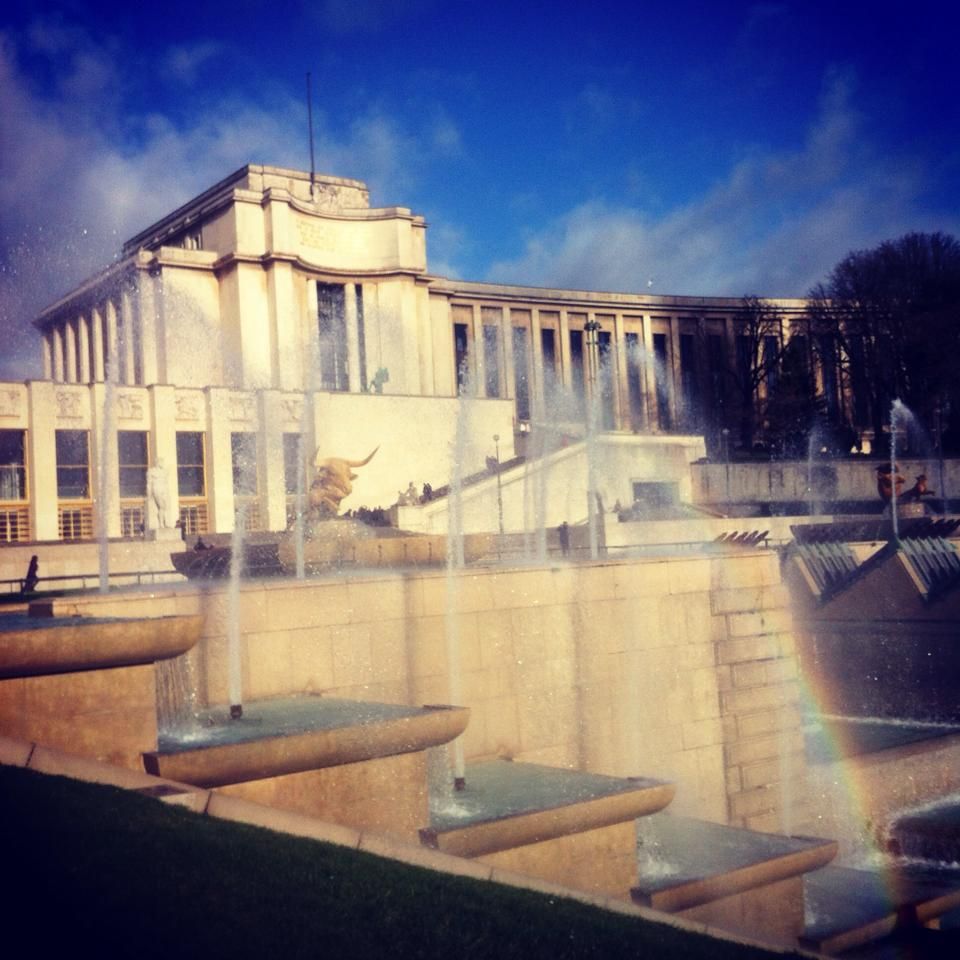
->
[{"left": 1, "top": 0, "right": 958, "bottom": 379}]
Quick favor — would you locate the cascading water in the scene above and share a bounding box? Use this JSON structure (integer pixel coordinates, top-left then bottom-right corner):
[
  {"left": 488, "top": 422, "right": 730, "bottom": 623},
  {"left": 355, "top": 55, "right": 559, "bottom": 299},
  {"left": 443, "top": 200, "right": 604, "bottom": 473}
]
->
[
  {"left": 156, "top": 653, "right": 199, "bottom": 739},
  {"left": 97, "top": 368, "right": 117, "bottom": 593},
  {"left": 443, "top": 364, "right": 473, "bottom": 789},
  {"left": 227, "top": 503, "right": 246, "bottom": 719}
]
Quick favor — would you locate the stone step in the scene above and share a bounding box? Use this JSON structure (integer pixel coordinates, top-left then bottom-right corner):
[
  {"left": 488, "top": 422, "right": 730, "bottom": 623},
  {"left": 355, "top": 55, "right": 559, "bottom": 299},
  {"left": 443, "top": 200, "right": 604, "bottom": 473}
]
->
[
  {"left": 801, "top": 863, "right": 960, "bottom": 955},
  {"left": 631, "top": 813, "right": 837, "bottom": 944}
]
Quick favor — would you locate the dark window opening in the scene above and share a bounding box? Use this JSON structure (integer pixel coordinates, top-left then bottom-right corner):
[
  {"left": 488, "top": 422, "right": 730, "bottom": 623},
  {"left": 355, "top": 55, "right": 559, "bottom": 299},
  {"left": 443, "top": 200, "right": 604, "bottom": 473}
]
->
[
  {"left": 117, "top": 430, "right": 148, "bottom": 498},
  {"left": 625, "top": 333, "right": 644, "bottom": 431},
  {"left": 55, "top": 430, "right": 90, "bottom": 499},
  {"left": 176, "top": 432, "right": 206, "bottom": 497},
  {"left": 653, "top": 333, "right": 671, "bottom": 430},
  {"left": 454, "top": 322, "right": 470, "bottom": 394},
  {"left": 483, "top": 325, "right": 501, "bottom": 398},
  {"left": 512, "top": 326, "right": 531, "bottom": 422},
  {"left": 318, "top": 282, "right": 348, "bottom": 391},
  {"left": 231, "top": 432, "right": 258, "bottom": 495},
  {"left": 0, "top": 430, "right": 26, "bottom": 501}
]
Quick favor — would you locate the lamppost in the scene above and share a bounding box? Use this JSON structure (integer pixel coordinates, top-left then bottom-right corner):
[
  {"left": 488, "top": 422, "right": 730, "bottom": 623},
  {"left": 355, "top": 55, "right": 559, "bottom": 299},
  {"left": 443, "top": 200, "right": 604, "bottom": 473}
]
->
[
  {"left": 583, "top": 317, "right": 603, "bottom": 404},
  {"left": 721, "top": 428, "right": 731, "bottom": 515},
  {"left": 936, "top": 401, "right": 948, "bottom": 515},
  {"left": 583, "top": 318, "right": 603, "bottom": 560},
  {"left": 494, "top": 434, "right": 504, "bottom": 536}
]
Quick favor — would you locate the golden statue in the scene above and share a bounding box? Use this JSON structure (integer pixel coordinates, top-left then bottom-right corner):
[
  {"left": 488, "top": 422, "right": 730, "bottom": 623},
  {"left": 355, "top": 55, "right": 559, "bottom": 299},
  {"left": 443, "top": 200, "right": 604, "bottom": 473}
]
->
[{"left": 309, "top": 447, "right": 378, "bottom": 519}]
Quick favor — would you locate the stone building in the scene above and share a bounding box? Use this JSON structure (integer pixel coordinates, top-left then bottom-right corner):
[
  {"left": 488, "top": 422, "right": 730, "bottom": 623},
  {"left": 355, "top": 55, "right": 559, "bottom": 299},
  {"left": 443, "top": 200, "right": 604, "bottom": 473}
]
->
[{"left": 0, "top": 164, "right": 810, "bottom": 547}]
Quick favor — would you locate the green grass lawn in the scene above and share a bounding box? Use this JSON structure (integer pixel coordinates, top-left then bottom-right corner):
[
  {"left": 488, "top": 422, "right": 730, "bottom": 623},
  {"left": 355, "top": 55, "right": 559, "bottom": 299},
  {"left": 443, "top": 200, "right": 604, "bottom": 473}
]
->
[{"left": 1, "top": 764, "right": 802, "bottom": 959}]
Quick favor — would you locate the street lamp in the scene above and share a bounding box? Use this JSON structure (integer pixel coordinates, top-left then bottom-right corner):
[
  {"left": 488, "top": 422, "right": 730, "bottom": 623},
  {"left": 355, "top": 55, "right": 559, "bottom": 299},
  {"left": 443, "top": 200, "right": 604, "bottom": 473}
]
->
[
  {"left": 583, "top": 318, "right": 603, "bottom": 560},
  {"left": 936, "top": 401, "right": 948, "bottom": 515},
  {"left": 494, "top": 434, "right": 504, "bottom": 536}
]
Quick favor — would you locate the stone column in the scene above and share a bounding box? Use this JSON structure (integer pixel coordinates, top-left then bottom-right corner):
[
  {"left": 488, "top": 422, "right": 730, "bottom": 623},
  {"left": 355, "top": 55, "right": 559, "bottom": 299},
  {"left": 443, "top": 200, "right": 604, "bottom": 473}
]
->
[
  {"left": 121, "top": 289, "right": 137, "bottom": 386},
  {"left": 42, "top": 331, "right": 53, "bottom": 380},
  {"left": 530, "top": 309, "right": 545, "bottom": 422},
  {"left": 64, "top": 319, "right": 77, "bottom": 383},
  {"left": 53, "top": 327, "right": 65, "bottom": 383},
  {"left": 613, "top": 312, "right": 629, "bottom": 431},
  {"left": 135, "top": 274, "right": 159, "bottom": 386},
  {"left": 90, "top": 381, "right": 121, "bottom": 538},
  {"left": 558, "top": 310, "right": 572, "bottom": 389},
  {"left": 306, "top": 278, "right": 320, "bottom": 390},
  {"left": 91, "top": 306, "right": 105, "bottom": 382},
  {"left": 501, "top": 307, "right": 515, "bottom": 402},
  {"left": 78, "top": 312, "right": 91, "bottom": 384},
  {"left": 106, "top": 300, "right": 119, "bottom": 382},
  {"left": 669, "top": 314, "right": 682, "bottom": 430},
  {"left": 642, "top": 314, "right": 657, "bottom": 431},
  {"left": 470, "top": 304, "right": 485, "bottom": 396},
  {"left": 269, "top": 261, "right": 299, "bottom": 391}
]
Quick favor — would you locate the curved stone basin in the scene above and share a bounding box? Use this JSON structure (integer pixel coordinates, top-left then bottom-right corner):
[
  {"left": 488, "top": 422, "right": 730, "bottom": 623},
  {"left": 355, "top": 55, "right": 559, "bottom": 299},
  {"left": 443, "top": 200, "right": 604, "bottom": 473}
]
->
[
  {"left": 0, "top": 613, "right": 202, "bottom": 680},
  {"left": 143, "top": 696, "right": 469, "bottom": 788},
  {"left": 631, "top": 813, "right": 837, "bottom": 913},
  {"left": 420, "top": 759, "right": 675, "bottom": 857}
]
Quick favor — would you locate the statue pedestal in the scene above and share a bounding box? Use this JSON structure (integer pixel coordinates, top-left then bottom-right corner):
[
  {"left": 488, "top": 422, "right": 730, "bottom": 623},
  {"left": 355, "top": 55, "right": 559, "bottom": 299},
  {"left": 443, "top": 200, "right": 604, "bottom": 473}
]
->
[{"left": 146, "top": 527, "right": 183, "bottom": 543}]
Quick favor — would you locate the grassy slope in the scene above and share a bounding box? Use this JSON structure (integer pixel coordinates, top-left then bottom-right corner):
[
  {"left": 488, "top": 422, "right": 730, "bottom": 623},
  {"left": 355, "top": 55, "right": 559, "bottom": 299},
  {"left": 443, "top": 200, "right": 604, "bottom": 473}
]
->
[{"left": 1, "top": 764, "right": 800, "bottom": 960}]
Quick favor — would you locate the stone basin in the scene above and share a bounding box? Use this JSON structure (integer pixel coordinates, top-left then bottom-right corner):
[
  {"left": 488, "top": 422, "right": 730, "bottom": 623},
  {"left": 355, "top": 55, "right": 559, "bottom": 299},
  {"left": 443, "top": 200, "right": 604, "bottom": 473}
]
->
[
  {"left": 419, "top": 759, "right": 675, "bottom": 858},
  {"left": 802, "top": 862, "right": 960, "bottom": 955},
  {"left": 143, "top": 696, "right": 470, "bottom": 788},
  {"left": 0, "top": 612, "right": 202, "bottom": 680},
  {"left": 631, "top": 813, "right": 837, "bottom": 913}
]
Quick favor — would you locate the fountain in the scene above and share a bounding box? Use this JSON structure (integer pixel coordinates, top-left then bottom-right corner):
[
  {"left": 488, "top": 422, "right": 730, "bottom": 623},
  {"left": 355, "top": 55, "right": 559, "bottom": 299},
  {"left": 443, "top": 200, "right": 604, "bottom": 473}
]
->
[{"left": 9, "top": 374, "right": 960, "bottom": 953}]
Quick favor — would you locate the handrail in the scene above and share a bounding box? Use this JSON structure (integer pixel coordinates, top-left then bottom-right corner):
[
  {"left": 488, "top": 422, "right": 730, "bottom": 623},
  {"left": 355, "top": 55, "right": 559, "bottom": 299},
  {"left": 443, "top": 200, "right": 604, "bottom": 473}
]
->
[{"left": 1, "top": 569, "right": 180, "bottom": 596}]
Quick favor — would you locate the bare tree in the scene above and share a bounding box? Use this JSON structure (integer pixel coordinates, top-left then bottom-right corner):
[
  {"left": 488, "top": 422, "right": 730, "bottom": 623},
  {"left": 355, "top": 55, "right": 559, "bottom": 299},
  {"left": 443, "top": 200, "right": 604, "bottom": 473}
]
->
[
  {"left": 728, "top": 296, "right": 786, "bottom": 452},
  {"left": 807, "top": 232, "right": 960, "bottom": 452}
]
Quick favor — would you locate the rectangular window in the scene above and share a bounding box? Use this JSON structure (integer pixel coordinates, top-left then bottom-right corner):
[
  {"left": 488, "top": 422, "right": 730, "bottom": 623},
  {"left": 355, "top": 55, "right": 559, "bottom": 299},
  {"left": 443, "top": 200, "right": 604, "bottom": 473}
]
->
[
  {"left": 569, "top": 328, "right": 585, "bottom": 412},
  {"left": 176, "top": 432, "right": 206, "bottom": 497},
  {"left": 454, "top": 322, "right": 470, "bottom": 394},
  {"left": 680, "top": 333, "right": 700, "bottom": 429},
  {"left": 231, "top": 432, "right": 258, "bottom": 495},
  {"left": 652, "top": 333, "right": 671, "bottom": 430},
  {"left": 818, "top": 335, "right": 839, "bottom": 416},
  {"left": 0, "top": 430, "right": 26, "bottom": 501},
  {"left": 540, "top": 326, "right": 558, "bottom": 414},
  {"left": 625, "top": 332, "right": 644, "bottom": 431},
  {"left": 483, "top": 324, "right": 501, "bottom": 398},
  {"left": 708, "top": 334, "right": 726, "bottom": 409},
  {"left": 318, "top": 282, "right": 348, "bottom": 391},
  {"left": 117, "top": 430, "right": 148, "bottom": 498},
  {"left": 512, "top": 326, "right": 531, "bottom": 421},
  {"left": 55, "top": 430, "right": 90, "bottom": 499},
  {"left": 763, "top": 335, "right": 780, "bottom": 393}
]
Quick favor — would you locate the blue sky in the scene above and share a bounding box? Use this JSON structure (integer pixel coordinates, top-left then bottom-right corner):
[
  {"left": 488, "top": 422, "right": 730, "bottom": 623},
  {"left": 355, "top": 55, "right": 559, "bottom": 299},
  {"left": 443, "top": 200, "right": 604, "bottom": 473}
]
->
[{"left": 1, "top": 0, "right": 958, "bottom": 378}]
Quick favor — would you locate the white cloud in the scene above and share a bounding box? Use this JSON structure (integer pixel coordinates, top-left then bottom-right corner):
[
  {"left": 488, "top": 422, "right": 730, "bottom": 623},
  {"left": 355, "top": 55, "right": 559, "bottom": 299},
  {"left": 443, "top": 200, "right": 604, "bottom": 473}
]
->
[
  {"left": 486, "top": 72, "right": 960, "bottom": 299},
  {"left": 312, "top": 0, "right": 439, "bottom": 34},
  {"left": 0, "top": 23, "right": 454, "bottom": 379},
  {"left": 161, "top": 42, "right": 225, "bottom": 85}
]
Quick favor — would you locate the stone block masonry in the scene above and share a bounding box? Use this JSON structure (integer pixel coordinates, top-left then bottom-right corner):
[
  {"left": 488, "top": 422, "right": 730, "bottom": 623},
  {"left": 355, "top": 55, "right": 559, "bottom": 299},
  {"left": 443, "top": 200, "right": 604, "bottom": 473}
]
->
[{"left": 33, "top": 550, "right": 807, "bottom": 832}]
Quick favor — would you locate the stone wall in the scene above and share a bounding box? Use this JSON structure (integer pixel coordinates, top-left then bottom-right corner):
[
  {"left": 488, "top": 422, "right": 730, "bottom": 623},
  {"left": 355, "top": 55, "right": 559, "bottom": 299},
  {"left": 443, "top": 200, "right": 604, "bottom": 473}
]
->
[{"left": 40, "top": 551, "right": 805, "bottom": 832}]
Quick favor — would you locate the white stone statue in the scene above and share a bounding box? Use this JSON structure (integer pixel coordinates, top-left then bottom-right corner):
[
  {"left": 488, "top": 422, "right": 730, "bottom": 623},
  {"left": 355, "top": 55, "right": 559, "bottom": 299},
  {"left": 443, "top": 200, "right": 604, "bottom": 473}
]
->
[{"left": 147, "top": 459, "right": 170, "bottom": 529}]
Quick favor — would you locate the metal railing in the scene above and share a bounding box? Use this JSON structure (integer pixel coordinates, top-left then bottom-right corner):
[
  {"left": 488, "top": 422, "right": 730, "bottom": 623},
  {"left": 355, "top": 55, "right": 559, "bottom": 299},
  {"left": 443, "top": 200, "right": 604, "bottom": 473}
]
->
[{"left": 1, "top": 568, "right": 181, "bottom": 597}]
